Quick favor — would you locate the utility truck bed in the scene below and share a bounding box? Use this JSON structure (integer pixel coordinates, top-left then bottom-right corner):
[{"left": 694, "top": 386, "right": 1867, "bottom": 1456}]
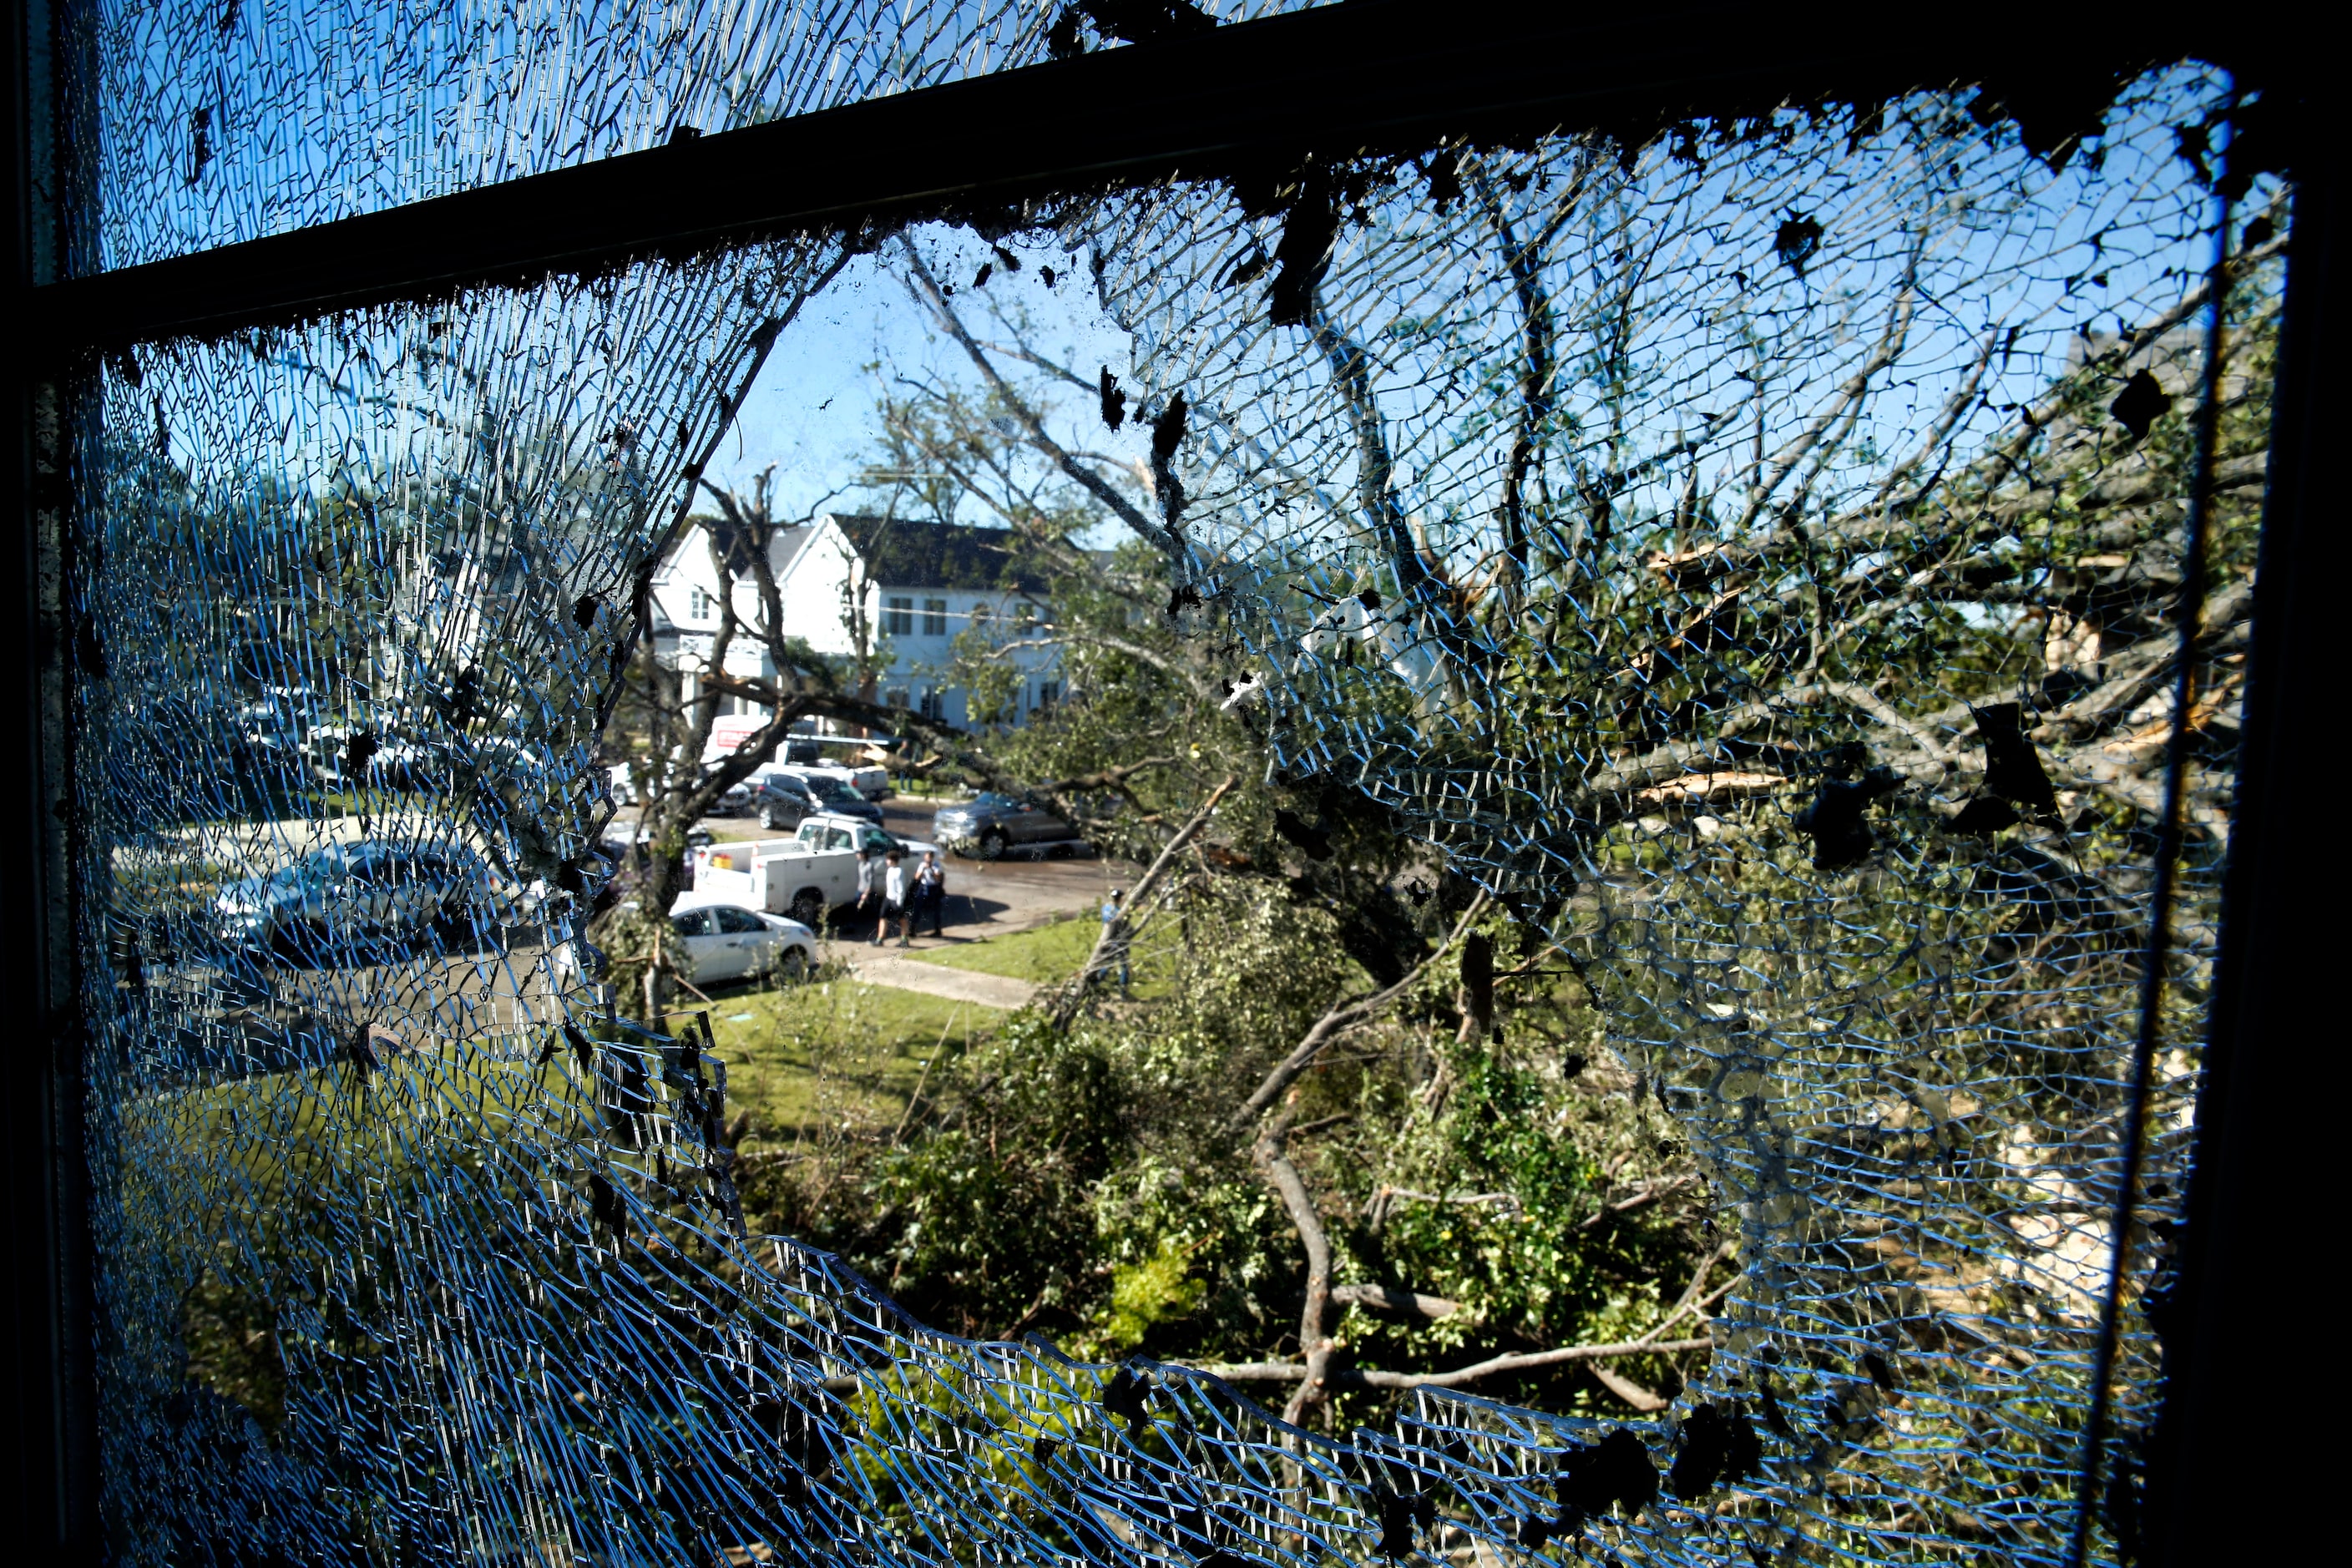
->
[{"left": 687, "top": 812, "right": 939, "bottom": 927}]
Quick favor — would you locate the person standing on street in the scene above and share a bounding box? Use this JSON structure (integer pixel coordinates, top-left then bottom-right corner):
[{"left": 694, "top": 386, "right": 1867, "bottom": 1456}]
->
[
  {"left": 913, "top": 850, "right": 947, "bottom": 938},
  {"left": 1098, "top": 887, "right": 1130, "bottom": 994},
  {"left": 878, "top": 848, "right": 913, "bottom": 947},
  {"left": 854, "top": 847, "right": 882, "bottom": 939}
]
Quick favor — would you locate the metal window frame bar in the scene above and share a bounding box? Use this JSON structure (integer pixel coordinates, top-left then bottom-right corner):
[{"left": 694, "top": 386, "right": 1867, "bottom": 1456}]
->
[
  {"left": 1, "top": 3, "right": 2329, "bottom": 1564},
  {"left": 2139, "top": 81, "right": 2334, "bottom": 1568},
  {"left": 6, "top": 0, "right": 101, "bottom": 1558},
  {"left": 21, "top": 0, "right": 2287, "bottom": 352}
]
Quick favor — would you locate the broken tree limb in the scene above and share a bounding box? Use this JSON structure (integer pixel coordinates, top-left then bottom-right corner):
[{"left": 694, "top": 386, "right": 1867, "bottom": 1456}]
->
[
  {"left": 1227, "top": 894, "right": 1489, "bottom": 1132},
  {"left": 1362, "top": 1185, "right": 1523, "bottom": 1231},
  {"left": 1254, "top": 1114, "right": 1335, "bottom": 1427},
  {"left": 1196, "top": 1335, "right": 1714, "bottom": 1390},
  {"left": 1590, "top": 1363, "right": 1668, "bottom": 1412},
  {"left": 1329, "top": 1283, "right": 1459, "bottom": 1321}
]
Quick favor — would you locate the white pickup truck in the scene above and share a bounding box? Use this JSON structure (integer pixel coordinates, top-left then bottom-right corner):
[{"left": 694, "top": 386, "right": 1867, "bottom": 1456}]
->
[{"left": 688, "top": 813, "right": 938, "bottom": 927}]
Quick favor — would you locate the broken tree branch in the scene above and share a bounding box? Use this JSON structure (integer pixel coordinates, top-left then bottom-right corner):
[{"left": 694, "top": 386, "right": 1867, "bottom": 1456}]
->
[
  {"left": 1228, "top": 894, "right": 1490, "bottom": 1132},
  {"left": 1196, "top": 1335, "right": 1714, "bottom": 1391},
  {"left": 1256, "top": 1112, "right": 1336, "bottom": 1427},
  {"left": 1329, "top": 1282, "right": 1459, "bottom": 1321}
]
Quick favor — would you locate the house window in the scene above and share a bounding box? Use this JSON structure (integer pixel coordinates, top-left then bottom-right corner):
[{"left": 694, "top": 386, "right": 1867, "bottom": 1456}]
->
[
  {"left": 884, "top": 596, "right": 913, "bottom": 636},
  {"left": 689, "top": 586, "right": 714, "bottom": 621},
  {"left": 1014, "top": 600, "right": 1036, "bottom": 630},
  {"left": 969, "top": 603, "right": 993, "bottom": 635},
  {"left": 1035, "top": 680, "right": 1062, "bottom": 711},
  {"left": 885, "top": 686, "right": 909, "bottom": 711},
  {"left": 920, "top": 688, "right": 946, "bottom": 721},
  {"left": 922, "top": 599, "right": 948, "bottom": 636}
]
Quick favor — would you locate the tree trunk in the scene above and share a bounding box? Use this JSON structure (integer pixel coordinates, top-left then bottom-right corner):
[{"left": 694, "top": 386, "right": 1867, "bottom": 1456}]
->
[{"left": 1457, "top": 928, "right": 1494, "bottom": 1041}]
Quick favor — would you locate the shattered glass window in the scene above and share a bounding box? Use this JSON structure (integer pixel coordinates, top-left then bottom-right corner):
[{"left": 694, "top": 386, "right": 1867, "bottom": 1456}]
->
[
  {"left": 70, "top": 13, "right": 2275, "bottom": 1566},
  {"left": 1075, "top": 65, "right": 2270, "bottom": 1566}
]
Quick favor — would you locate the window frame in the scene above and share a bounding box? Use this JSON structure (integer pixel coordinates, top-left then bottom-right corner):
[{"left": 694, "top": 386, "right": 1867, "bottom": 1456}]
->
[{"left": 2, "top": 11, "right": 2329, "bottom": 1560}]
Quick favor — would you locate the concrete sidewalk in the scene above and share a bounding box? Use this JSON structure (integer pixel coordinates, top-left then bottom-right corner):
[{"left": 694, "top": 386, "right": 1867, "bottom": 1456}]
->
[{"left": 842, "top": 950, "right": 1039, "bottom": 1010}]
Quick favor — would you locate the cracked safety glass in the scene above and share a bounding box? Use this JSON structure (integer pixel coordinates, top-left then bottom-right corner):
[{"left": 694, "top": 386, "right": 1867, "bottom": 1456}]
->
[{"left": 74, "top": 30, "right": 2274, "bottom": 1568}]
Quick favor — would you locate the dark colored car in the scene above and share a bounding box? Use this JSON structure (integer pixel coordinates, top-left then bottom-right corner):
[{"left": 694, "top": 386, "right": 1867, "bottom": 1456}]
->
[
  {"left": 709, "top": 780, "right": 756, "bottom": 817},
  {"left": 753, "top": 770, "right": 883, "bottom": 830},
  {"left": 931, "top": 791, "right": 1077, "bottom": 859},
  {"left": 600, "top": 825, "right": 713, "bottom": 882}
]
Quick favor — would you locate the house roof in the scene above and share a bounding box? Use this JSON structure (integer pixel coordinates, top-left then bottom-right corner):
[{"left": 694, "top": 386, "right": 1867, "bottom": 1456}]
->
[
  {"left": 770, "top": 524, "right": 816, "bottom": 579},
  {"left": 834, "top": 513, "right": 1050, "bottom": 595},
  {"left": 660, "top": 518, "right": 823, "bottom": 594}
]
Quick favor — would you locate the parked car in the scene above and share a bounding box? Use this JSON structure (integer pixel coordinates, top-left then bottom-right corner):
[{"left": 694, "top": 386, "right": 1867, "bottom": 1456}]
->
[
  {"left": 302, "top": 723, "right": 365, "bottom": 787},
  {"left": 214, "top": 837, "right": 496, "bottom": 954},
  {"left": 356, "top": 731, "right": 458, "bottom": 789},
  {"left": 801, "top": 769, "right": 886, "bottom": 820},
  {"left": 815, "top": 756, "right": 893, "bottom": 802},
  {"left": 233, "top": 696, "right": 303, "bottom": 756},
  {"left": 475, "top": 735, "right": 559, "bottom": 779},
  {"left": 767, "top": 733, "right": 891, "bottom": 798},
  {"left": 608, "top": 746, "right": 767, "bottom": 812},
  {"left": 235, "top": 685, "right": 321, "bottom": 741},
  {"left": 663, "top": 897, "right": 817, "bottom": 984},
  {"left": 598, "top": 824, "right": 714, "bottom": 885},
  {"left": 752, "top": 769, "right": 882, "bottom": 829},
  {"left": 748, "top": 773, "right": 812, "bottom": 832},
  {"left": 932, "top": 791, "right": 1078, "bottom": 859}
]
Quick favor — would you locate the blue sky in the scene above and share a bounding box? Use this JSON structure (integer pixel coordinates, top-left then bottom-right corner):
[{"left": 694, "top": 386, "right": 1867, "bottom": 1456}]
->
[
  {"left": 703, "top": 80, "right": 2245, "bottom": 578},
  {"left": 706, "top": 223, "right": 1151, "bottom": 539}
]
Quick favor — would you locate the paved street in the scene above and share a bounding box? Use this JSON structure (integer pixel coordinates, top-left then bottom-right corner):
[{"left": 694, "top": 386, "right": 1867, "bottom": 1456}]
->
[
  {"left": 696, "top": 793, "right": 1131, "bottom": 945},
  {"left": 154, "top": 796, "right": 1120, "bottom": 1065}
]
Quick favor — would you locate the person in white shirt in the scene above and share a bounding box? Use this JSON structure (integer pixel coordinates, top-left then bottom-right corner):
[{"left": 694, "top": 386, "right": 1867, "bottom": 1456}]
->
[
  {"left": 854, "top": 847, "right": 882, "bottom": 938},
  {"left": 913, "top": 850, "right": 947, "bottom": 937},
  {"left": 1097, "top": 887, "right": 1129, "bottom": 994},
  {"left": 875, "top": 848, "right": 912, "bottom": 948}
]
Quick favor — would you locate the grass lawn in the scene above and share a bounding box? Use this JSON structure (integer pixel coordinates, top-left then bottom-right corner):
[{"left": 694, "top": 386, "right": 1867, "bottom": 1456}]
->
[
  {"left": 164, "top": 916, "right": 1110, "bottom": 1179},
  {"left": 908, "top": 913, "right": 1097, "bottom": 982},
  {"left": 887, "top": 773, "right": 971, "bottom": 802},
  {"left": 695, "top": 974, "right": 996, "bottom": 1151},
  {"left": 689, "top": 910, "right": 1183, "bottom": 1151},
  {"left": 907, "top": 912, "right": 1176, "bottom": 999}
]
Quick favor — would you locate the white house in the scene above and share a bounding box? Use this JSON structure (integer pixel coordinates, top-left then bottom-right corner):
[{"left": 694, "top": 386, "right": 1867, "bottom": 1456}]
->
[{"left": 650, "top": 512, "right": 1063, "bottom": 741}]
